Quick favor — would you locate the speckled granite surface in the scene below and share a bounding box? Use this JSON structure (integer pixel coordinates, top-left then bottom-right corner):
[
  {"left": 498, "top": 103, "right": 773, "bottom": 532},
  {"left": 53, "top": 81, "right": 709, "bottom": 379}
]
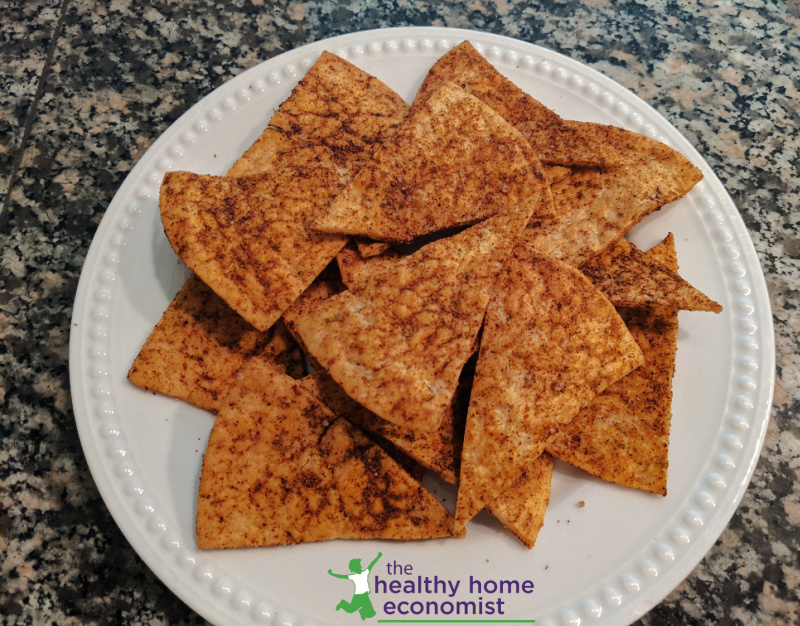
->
[{"left": 1, "top": 1, "right": 798, "bottom": 624}]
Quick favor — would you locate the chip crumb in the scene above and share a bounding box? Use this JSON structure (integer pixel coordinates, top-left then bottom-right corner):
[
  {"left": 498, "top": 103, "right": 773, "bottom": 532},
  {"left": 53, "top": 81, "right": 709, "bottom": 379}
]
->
[{"left": 578, "top": 500, "right": 585, "bottom": 508}]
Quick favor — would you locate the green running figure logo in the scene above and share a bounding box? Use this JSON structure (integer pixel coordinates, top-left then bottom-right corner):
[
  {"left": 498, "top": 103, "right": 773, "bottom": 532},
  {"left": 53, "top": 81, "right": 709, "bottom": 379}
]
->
[{"left": 328, "top": 551, "right": 383, "bottom": 620}]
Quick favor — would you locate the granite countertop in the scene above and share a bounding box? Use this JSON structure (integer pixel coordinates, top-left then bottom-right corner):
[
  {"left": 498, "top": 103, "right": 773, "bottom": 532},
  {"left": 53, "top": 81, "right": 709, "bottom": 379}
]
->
[{"left": 2, "top": 1, "right": 798, "bottom": 624}]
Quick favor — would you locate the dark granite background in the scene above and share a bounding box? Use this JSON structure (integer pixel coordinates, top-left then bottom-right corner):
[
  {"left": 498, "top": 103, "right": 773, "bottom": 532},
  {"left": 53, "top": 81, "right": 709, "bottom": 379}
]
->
[{"left": 2, "top": 1, "right": 798, "bottom": 624}]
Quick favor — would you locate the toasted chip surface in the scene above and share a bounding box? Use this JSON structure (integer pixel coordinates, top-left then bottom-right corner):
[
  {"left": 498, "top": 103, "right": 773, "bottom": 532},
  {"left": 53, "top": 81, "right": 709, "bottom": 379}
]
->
[
  {"left": 269, "top": 50, "right": 409, "bottom": 161},
  {"left": 157, "top": 52, "right": 410, "bottom": 332},
  {"left": 580, "top": 236, "right": 723, "bottom": 312},
  {"left": 456, "top": 246, "right": 644, "bottom": 527},
  {"left": 547, "top": 235, "right": 681, "bottom": 495},
  {"left": 524, "top": 154, "right": 703, "bottom": 265},
  {"left": 196, "top": 357, "right": 457, "bottom": 548},
  {"left": 160, "top": 169, "right": 349, "bottom": 331},
  {"left": 311, "top": 83, "right": 552, "bottom": 243},
  {"left": 412, "top": 41, "right": 628, "bottom": 168},
  {"left": 336, "top": 243, "right": 402, "bottom": 291},
  {"left": 127, "top": 274, "right": 302, "bottom": 410},
  {"left": 485, "top": 452, "right": 554, "bottom": 549},
  {"left": 294, "top": 209, "right": 532, "bottom": 433}
]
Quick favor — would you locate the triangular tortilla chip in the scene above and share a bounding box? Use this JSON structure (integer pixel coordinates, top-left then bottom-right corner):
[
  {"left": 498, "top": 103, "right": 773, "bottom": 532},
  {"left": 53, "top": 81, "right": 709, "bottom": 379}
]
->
[
  {"left": 158, "top": 52, "right": 410, "bottom": 332},
  {"left": 160, "top": 167, "right": 349, "bottom": 332},
  {"left": 196, "top": 357, "right": 457, "bottom": 548},
  {"left": 485, "top": 452, "right": 554, "bottom": 549},
  {"left": 311, "top": 83, "right": 553, "bottom": 243},
  {"left": 269, "top": 51, "right": 409, "bottom": 162},
  {"left": 412, "top": 41, "right": 628, "bottom": 168},
  {"left": 524, "top": 156, "right": 702, "bottom": 265},
  {"left": 546, "top": 234, "right": 682, "bottom": 495},
  {"left": 127, "top": 274, "right": 302, "bottom": 410},
  {"left": 456, "top": 246, "right": 644, "bottom": 528},
  {"left": 293, "top": 207, "right": 534, "bottom": 434},
  {"left": 579, "top": 236, "right": 722, "bottom": 312},
  {"left": 300, "top": 370, "right": 464, "bottom": 484}
]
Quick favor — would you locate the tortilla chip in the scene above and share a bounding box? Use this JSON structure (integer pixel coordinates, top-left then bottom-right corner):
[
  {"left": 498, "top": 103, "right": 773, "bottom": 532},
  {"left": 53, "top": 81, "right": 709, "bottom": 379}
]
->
[
  {"left": 269, "top": 51, "right": 409, "bottom": 163},
  {"left": 311, "top": 82, "right": 553, "bottom": 243},
  {"left": 160, "top": 168, "right": 348, "bottom": 332},
  {"left": 579, "top": 236, "right": 723, "bottom": 313},
  {"left": 293, "top": 207, "right": 532, "bottom": 434},
  {"left": 524, "top": 155, "right": 703, "bottom": 266},
  {"left": 159, "top": 51, "right": 414, "bottom": 332},
  {"left": 127, "top": 274, "right": 302, "bottom": 411},
  {"left": 412, "top": 41, "right": 628, "bottom": 168},
  {"left": 196, "top": 357, "right": 458, "bottom": 548},
  {"left": 546, "top": 234, "right": 681, "bottom": 495},
  {"left": 485, "top": 452, "right": 554, "bottom": 549},
  {"left": 300, "top": 370, "right": 463, "bottom": 484},
  {"left": 456, "top": 246, "right": 644, "bottom": 528}
]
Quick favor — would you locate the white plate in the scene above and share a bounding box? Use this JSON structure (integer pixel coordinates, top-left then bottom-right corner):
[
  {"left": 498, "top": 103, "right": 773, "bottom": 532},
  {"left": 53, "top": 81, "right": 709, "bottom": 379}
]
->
[{"left": 69, "top": 27, "right": 774, "bottom": 626}]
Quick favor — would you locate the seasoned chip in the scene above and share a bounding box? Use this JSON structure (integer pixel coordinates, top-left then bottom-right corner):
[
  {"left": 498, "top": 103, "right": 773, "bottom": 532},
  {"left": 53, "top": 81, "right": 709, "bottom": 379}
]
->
[
  {"left": 157, "top": 51, "right": 410, "bottom": 332},
  {"left": 485, "top": 452, "right": 554, "bottom": 549},
  {"left": 413, "top": 41, "right": 702, "bottom": 250},
  {"left": 160, "top": 168, "right": 349, "bottom": 332},
  {"left": 311, "top": 83, "right": 553, "bottom": 243},
  {"left": 196, "top": 357, "right": 458, "bottom": 548},
  {"left": 127, "top": 274, "right": 302, "bottom": 410},
  {"left": 269, "top": 51, "right": 409, "bottom": 162},
  {"left": 524, "top": 156, "right": 702, "bottom": 266},
  {"left": 546, "top": 234, "right": 682, "bottom": 495},
  {"left": 300, "top": 370, "right": 463, "bottom": 484},
  {"left": 579, "top": 236, "right": 723, "bottom": 313},
  {"left": 293, "top": 208, "right": 533, "bottom": 434},
  {"left": 456, "top": 246, "right": 644, "bottom": 528},
  {"left": 412, "top": 41, "right": 627, "bottom": 168}
]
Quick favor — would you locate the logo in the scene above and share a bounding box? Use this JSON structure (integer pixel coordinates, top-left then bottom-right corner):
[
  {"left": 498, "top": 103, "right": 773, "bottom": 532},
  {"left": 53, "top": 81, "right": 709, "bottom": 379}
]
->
[{"left": 328, "top": 551, "right": 383, "bottom": 620}]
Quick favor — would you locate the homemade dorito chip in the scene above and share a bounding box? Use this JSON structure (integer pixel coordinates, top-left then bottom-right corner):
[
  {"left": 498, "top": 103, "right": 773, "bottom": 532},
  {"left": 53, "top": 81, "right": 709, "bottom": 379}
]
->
[
  {"left": 269, "top": 50, "right": 409, "bottom": 162},
  {"left": 293, "top": 207, "right": 534, "bottom": 434},
  {"left": 196, "top": 357, "right": 458, "bottom": 548},
  {"left": 160, "top": 167, "right": 349, "bottom": 332},
  {"left": 547, "top": 234, "right": 684, "bottom": 495},
  {"left": 524, "top": 155, "right": 703, "bottom": 266},
  {"left": 579, "top": 236, "right": 723, "bottom": 313},
  {"left": 456, "top": 246, "right": 644, "bottom": 528},
  {"left": 412, "top": 41, "right": 628, "bottom": 168},
  {"left": 158, "top": 51, "right": 410, "bottom": 333},
  {"left": 310, "top": 82, "right": 553, "bottom": 243},
  {"left": 127, "top": 274, "right": 302, "bottom": 411}
]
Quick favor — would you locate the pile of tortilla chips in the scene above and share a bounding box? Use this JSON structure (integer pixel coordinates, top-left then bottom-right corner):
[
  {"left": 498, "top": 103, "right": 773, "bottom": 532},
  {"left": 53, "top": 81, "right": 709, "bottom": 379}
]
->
[{"left": 128, "top": 42, "right": 721, "bottom": 550}]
